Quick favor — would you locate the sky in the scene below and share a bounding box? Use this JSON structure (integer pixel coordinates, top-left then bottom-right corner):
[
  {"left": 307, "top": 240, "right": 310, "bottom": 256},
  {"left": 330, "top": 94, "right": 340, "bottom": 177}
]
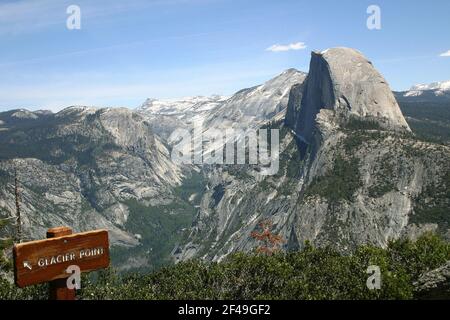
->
[{"left": 0, "top": 0, "right": 449, "bottom": 111}]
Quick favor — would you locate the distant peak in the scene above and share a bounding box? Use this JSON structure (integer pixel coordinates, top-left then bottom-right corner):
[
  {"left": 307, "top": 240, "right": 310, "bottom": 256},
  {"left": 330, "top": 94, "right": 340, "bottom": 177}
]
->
[
  {"left": 409, "top": 80, "right": 450, "bottom": 92},
  {"left": 275, "top": 68, "right": 307, "bottom": 78},
  {"left": 142, "top": 95, "right": 226, "bottom": 104},
  {"left": 11, "top": 109, "right": 39, "bottom": 120},
  {"left": 263, "top": 69, "right": 307, "bottom": 86},
  {"left": 56, "top": 106, "right": 98, "bottom": 117},
  {"left": 281, "top": 68, "right": 300, "bottom": 74}
]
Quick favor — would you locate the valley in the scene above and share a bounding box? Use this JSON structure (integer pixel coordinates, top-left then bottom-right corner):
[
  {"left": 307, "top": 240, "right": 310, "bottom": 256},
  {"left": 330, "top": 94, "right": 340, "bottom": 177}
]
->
[{"left": 0, "top": 48, "right": 449, "bottom": 274}]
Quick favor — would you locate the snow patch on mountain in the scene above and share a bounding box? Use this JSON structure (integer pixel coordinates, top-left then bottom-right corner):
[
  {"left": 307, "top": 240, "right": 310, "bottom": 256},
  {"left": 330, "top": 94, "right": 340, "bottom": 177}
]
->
[
  {"left": 137, "top": 69, "right": 307, "bottom": 145},
  {"left": 404, "top": 80, "right": 450, "bottom": 97},
  {"left": 11, "top": 110, "right": 39, "bottom": 120},
  {"left": 138, "top": 95, "right": 228, "bottom": 117}
]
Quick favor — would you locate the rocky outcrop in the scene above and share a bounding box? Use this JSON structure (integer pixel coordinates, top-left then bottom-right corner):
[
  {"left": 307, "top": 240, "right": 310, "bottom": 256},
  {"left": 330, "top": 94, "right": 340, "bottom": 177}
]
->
[
  {"left": 0, "top": 70, "right": 309, "bottom": 270},
  {"left": 137, "top": 96, "right": 227, "bottom": 140},
  {"left": 1, "top": 50, "right": 448, "bottom": 271},
  {"left": 139, "top": 69, "right": 307, "bottom": 142},
  {"left": 177, "top": 48, "right": 450, "bottom": 262},
  {"left": 415, "top": 261, "right": 450, "bottom": 299},
  {"left": 290, "top": 48, "right": 410, "bottom": 145},
  {"left": 203, "top": 69, "right": 307, "bottom": 132},
  {"left": 0, "top": 107, "right": 183, "bottom": 248}
]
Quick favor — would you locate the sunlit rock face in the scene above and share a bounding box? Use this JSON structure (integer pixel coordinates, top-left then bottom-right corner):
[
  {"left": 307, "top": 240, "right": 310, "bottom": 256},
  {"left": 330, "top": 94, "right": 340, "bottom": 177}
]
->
[
  {"left": 176, "top": 48, "right": 450, "bottom": 263},
  {"left": 290, "top": 47, "right": 410, "bottom": 145}
]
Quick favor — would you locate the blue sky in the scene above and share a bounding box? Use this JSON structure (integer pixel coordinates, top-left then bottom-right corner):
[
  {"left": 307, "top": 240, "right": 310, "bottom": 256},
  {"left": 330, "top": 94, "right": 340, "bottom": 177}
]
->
[{"left": 0, "top": 0, "right": 449, "bottom": 111}]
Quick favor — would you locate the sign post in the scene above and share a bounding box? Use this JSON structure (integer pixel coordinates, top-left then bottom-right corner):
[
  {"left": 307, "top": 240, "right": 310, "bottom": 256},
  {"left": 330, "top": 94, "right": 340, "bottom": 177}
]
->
[
  {"left": 47, "top": 227, "right": 76, "bottom": 300},
  {"left": 13, "top": 227, "right": 110, "bottom": 300}
]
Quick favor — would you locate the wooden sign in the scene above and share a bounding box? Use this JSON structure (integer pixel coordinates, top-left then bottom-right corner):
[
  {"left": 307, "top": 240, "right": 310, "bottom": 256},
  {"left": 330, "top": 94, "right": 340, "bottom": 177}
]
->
[{"left": 13, "top": 227, "right": 110, "bottom": 289}]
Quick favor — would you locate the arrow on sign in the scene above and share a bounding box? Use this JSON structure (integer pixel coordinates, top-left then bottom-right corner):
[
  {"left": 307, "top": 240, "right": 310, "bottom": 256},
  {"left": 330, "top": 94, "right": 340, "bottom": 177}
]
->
[{"left": 14, "top": 229, "right": 109, "bottom": 288}]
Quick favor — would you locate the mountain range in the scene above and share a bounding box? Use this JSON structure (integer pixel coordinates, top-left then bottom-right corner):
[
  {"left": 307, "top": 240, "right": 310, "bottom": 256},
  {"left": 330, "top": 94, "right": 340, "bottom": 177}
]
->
[
  {"left": 396, "top": 81, "right": 450, "bottom": 101},
  {"left": 0, "top": 47, "right": 449, "bottom": 270}
]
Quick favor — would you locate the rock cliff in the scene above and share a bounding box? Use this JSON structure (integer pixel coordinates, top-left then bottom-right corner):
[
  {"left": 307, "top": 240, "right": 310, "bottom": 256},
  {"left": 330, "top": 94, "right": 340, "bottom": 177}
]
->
[
  {"left": 289, "top": 48, "right": 410, "bottom": 145},
  {"left": 176, "top": 48, "right": 449, "bottom": 262}
]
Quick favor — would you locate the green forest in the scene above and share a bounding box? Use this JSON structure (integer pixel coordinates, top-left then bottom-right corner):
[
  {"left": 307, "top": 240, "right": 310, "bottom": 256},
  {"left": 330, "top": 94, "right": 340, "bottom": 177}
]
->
[{"left": 1, "top": 232, "right": 449, "bottom": 300}]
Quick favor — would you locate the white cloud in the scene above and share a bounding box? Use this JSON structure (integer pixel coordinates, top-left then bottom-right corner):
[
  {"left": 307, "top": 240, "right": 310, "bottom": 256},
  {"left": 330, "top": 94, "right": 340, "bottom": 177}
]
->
[
  {"left": 439, "top": 50, "right": 450, "bottom": 57},
  {"left": 266, "top": 42, "right": 307, "bottom": 52}
]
